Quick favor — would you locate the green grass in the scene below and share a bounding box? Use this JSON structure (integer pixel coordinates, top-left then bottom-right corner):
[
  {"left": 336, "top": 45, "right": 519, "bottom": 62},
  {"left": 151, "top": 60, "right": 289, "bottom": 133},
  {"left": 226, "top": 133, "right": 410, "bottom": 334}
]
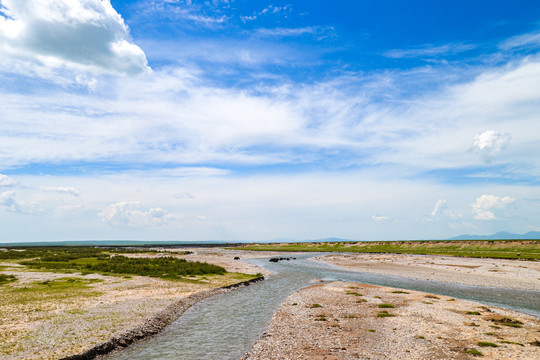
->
[
  {"left": 2, "top": 277, "right": 103, "bottom": 306},
  {"left": 466, "top": 311, "right": 481, "bottom": 315},
  {"left": 477, "top": 342, "right": 498, "bottom": 347},
  {"left": 376, "top": 310, "right": 395, "bottom": 318},
  {"left": 488, "top": 316, "right": 523, "bottom": 328},
  {"left": 391, "top": 290, "right": 409, "bottom": 294},
  {"left": 21, "top": 254, "right": 226, "bottom": 280},
  {"left": 345, "top": 291, "right": 363, "bottom": 296},
  {"left": 464, "top": 348, "right": 483, "bottom": 356},
  {"left": 0, "top": 274, "right": 17, "bottom": 285},
  {"left": 310, "top": 303, "right": 322, "bottom": 308},
  {"left": 236, "top": 240, "right": 540, "bottom": 260},
  {"left": 0, "top": 246, "right": 190, "bottom": 261},
  {"left": 366, "top": 329, "right": 376, "bottom": 332},
  {"left": 378, "top": 303, "right": 395, "bottom": 308},
  {"left": 499, "top": 340, "right": 524, "bottom": 346}
]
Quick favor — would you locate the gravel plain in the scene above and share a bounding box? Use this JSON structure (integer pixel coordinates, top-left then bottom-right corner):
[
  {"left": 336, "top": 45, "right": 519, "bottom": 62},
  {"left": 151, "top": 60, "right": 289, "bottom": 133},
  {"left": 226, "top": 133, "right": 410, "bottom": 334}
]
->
[{"left": 245, "top": 281, "right": 540, "bottom": 360}]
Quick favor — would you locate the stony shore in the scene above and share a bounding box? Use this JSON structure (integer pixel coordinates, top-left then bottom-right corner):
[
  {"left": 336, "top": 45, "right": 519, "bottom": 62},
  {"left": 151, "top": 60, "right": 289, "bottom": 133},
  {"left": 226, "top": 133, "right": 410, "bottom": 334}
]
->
[{"left": 245, "top": 281, "right": 540, "bottom": 360}]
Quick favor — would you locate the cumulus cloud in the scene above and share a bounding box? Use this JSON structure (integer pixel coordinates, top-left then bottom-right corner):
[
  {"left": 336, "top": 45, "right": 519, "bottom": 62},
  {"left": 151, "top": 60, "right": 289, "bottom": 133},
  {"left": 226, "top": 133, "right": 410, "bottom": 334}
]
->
[
  {"left": 0, "top": 0, "right": 149, "bottom": 75},
  {"left": 98, "top": 201, "right": 179, "bottom": 227},
  {"left": 372, "top": 215, "right": 389, "bottom": 222},
  {"left": 40, "top": 186, "right": 81, "bottom": 196},
  {"left": 471, "top": 194, "right": 515, "bottom": 220},
  {"left": 0, "top": 174, "right": 17, "bottom": 187},
  {"left": 471, "top": 130, "right": 511, "bottom": 162}
]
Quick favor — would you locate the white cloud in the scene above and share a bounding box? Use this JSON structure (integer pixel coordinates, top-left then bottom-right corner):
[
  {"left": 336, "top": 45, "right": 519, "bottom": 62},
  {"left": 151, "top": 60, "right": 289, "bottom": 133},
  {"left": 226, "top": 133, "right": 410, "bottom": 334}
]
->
[
  {"left": 471, "top": 194, "right": 515, "bottom": 220},
  {"left": 40, "top": 186, "right": 81, "bottom": 196},
  {"left": 499, "top": 31, "right": 540, "bottom": 51},
  {"left": 0, "top": 174, "right": 17, "bottom": 187},
  {"left": 0, "top": 190, "right": 40, "bottom": 214},
  {"left": 0, "top": 0, "right": 149, "bottom": 75},
  {"left": 372, "top": 215, "right": 389, "bottom": 222},
  {"left": 253, "top": 26, "right": 334, "bottom": 39},
  {"left": 98, "top": 201, "right": 179, "bottom": 227},
  {"left": 430, "top": 199, "right": 448, "bottom": 218},
  {"left": 471, "top": 130, "right": 511, "bottom": 162},
  {"left": 383, "top": 43, "right": 475, "bottom": 59}
]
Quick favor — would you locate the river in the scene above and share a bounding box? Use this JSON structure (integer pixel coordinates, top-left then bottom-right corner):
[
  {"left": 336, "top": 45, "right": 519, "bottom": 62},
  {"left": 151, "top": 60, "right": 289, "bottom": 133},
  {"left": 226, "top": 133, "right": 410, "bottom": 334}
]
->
[{"left": 107, "top": 253, "right": 540, "bottom": 360}]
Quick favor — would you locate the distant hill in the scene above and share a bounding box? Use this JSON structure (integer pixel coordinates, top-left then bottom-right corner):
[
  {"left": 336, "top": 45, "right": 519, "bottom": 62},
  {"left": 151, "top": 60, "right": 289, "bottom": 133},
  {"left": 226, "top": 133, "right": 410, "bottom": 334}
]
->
[{"left": 449, "top": 231, "right": 540, "bottom": 240}]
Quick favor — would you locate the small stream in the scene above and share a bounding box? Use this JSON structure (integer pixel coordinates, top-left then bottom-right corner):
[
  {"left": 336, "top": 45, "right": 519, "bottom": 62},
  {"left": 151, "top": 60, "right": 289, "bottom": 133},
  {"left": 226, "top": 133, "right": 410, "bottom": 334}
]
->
[{"left": 107, "top": 253, "right": 540, "bottom": 360}]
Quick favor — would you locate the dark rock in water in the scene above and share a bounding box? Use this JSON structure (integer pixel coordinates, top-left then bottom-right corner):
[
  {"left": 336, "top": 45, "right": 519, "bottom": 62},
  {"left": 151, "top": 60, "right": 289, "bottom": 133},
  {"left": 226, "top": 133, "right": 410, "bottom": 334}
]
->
[
  {"left": 234, "top": 256, "right": 240, "bottom": 260},
  {"left": 269, "top": 257, "right": 295, "bottom": 263}
]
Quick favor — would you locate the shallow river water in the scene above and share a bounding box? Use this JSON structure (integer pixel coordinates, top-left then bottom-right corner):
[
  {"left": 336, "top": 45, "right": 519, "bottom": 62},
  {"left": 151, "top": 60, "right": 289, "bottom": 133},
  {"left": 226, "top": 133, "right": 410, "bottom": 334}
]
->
[{"left": 107, "top": 253, "right": 540, "bottom": 360}]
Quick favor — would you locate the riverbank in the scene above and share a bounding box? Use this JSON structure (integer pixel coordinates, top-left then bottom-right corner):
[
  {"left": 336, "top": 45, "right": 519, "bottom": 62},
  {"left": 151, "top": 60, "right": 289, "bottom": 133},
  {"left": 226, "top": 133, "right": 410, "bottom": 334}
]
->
[
  {"left": 315, "top": 253, "right": 540, "bottom": 291},
  {"left": 245, "top": 281, "right": 540, "bottom": 359},
  {"left": 0, "top": 249, "right": 266, "bottom": 360}
]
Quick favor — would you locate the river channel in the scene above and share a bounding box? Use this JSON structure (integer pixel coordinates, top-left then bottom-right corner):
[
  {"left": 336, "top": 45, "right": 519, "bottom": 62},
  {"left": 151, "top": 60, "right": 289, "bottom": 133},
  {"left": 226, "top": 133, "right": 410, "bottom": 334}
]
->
[{"left": 107, "top": 253, "right": 540, "bottom": 360}]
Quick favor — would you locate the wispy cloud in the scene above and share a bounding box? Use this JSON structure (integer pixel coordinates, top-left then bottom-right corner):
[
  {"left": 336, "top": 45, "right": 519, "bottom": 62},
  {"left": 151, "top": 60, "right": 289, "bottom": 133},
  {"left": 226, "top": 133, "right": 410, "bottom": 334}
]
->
[
  {"left": 40, "top": 186, "right": 81, "bottom": 196},
  {"left": 383, "top": 43, "right": 476, "bottom": 59},
  {"left": 252, "top": 26, "right": 334, "bottom": 39},
  {"left": 499, "top": 31, "right": 540, "bottom": 51}
]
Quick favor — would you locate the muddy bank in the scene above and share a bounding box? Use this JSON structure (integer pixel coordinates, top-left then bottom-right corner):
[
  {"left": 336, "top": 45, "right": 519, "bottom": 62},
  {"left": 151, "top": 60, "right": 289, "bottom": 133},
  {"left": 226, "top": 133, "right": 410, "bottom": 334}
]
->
[{"left": 64, "top": 277, "right": 263, "bottom": 360}]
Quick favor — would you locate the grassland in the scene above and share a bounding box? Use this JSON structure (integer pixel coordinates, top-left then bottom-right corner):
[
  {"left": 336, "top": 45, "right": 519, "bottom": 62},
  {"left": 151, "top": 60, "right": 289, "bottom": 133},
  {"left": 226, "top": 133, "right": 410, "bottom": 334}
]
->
[
  {"left": 0, "top": 246, "right": 224, "bottom": 280},
  {"left": 237, "top": 240, "right": 540, "bottom": 260},
  {"left": 0, "top": 246, "right": 263, "bottom": 359}
]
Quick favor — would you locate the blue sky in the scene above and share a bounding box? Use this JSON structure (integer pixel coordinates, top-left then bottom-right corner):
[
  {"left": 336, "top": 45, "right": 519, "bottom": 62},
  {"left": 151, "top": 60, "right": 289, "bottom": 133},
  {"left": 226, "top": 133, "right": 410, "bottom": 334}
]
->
[{"left": 1, "top": 0, "right": 540, "bottom": 242}]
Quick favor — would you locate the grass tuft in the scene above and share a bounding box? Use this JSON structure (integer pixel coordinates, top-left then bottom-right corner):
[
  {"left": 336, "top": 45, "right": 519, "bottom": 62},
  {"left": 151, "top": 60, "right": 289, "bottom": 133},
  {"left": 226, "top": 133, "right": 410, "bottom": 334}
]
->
[
  {"left": 464, "top": 348, "right": 483, "bottom": 356},
  {"left": 477, "top": 341, "right": 498, "bottom": 347},
  {"left": 376, "top": 310, "right": 395, "bottom": 318},
  {"left": 499, "top": 340, "right": 524, "bottom": 346},
  {"left": 378, "top": 303, "right": 395, "bottom": 308}
]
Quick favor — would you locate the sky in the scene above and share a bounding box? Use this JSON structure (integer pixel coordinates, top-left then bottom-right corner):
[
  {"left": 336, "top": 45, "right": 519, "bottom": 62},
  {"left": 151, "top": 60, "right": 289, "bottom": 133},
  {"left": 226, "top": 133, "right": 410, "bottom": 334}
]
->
[{"left": 1, "top": 0, "right": 540, "bottom": 243}]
